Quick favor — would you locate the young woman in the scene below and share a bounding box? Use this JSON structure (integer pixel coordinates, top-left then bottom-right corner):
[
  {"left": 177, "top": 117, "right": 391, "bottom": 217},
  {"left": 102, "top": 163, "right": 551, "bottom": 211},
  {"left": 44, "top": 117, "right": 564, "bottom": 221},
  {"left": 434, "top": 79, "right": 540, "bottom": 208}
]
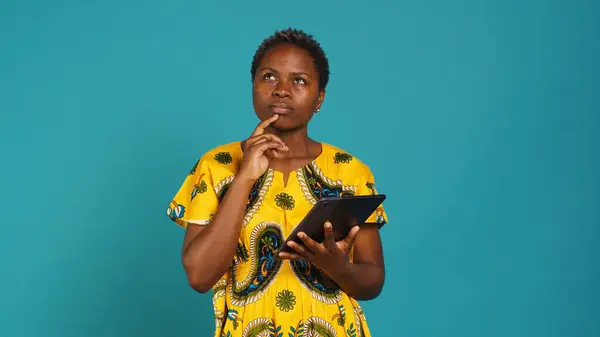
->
[{"left": 166, "top": 28, "right": 388, "bottom": 337}]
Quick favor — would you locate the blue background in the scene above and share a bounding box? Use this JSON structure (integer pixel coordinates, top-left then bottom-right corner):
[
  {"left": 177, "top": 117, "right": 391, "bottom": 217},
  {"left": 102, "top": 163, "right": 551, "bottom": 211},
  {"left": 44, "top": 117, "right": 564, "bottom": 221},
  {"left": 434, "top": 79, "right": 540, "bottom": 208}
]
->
[{"left": 1, "top": 0, "right": 598, "bottom": 336}]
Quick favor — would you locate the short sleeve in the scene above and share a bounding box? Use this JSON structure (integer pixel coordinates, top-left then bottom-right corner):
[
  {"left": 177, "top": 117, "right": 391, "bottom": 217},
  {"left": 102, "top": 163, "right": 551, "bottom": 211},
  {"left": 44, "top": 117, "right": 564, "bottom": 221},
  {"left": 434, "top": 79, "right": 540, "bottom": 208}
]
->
[
  {"left": 166, "top": 156, "right": 219, "bottom": 228},
  {"left": 356, "top": 165, "right": 389, "bottom": 228}
]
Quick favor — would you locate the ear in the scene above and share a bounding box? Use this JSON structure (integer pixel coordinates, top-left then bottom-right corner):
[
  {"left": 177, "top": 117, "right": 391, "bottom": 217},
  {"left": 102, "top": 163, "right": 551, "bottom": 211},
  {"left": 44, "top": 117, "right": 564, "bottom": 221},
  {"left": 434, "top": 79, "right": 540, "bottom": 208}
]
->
[{"left": 315, "top": 89, "right": 326, "bottom": 112}]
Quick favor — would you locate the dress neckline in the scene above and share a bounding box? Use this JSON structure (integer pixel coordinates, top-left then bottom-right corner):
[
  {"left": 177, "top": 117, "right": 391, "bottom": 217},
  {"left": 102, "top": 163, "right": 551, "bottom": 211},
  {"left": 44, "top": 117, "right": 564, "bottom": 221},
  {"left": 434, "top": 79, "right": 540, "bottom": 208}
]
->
[{"left": 237, "top": 141, "right": 327, "bottom": 173}]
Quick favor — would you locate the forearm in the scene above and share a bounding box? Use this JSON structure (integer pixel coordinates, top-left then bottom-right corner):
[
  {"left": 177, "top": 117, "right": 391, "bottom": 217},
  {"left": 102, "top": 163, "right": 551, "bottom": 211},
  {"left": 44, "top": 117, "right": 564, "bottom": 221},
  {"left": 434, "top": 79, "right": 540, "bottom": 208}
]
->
[
  {"left": 182, "top": 177, "right": 254, "bottom": 291},
  {"left": 328, "top": 261, "right": 385, "bottom": 301}
]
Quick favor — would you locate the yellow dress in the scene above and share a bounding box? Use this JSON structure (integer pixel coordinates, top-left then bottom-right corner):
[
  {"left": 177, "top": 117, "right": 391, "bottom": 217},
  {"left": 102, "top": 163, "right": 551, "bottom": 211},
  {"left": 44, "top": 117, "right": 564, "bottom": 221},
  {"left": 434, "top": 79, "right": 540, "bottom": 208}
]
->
[{"left": 166, "top": 141, "right": 389, "bottom": 337}]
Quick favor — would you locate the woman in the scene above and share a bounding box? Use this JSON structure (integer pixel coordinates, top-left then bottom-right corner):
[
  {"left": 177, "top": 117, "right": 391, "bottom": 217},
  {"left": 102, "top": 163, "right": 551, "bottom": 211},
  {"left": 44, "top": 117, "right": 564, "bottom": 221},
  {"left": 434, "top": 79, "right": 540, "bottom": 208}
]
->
[{"left": 166, "top": 28, "right": 389, "bottom": 337}]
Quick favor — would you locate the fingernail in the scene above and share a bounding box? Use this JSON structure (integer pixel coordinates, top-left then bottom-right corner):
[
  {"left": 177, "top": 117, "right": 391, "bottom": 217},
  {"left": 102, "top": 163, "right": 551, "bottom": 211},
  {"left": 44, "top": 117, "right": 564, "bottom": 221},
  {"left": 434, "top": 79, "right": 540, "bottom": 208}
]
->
[
  {"left": 287, "top": 241, "right": 294, "bottom": 247},
  {"left": 325, "top": 222, "right": 332, "bottom": 229}
]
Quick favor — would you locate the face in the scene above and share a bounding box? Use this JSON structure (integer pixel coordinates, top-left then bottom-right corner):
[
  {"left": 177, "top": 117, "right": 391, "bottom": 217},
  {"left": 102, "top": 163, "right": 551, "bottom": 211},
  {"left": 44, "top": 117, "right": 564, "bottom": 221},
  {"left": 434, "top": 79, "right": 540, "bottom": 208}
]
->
[{"left": 252, "top": 44, "right": 325, "bottom": 132}]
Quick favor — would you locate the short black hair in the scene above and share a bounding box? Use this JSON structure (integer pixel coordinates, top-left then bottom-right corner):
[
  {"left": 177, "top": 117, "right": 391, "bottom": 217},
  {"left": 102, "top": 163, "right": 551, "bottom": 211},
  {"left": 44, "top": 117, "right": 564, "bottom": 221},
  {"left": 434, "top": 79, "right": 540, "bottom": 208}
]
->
[{"left": 251, "top": 28, "right": 330, "bottom": 91}]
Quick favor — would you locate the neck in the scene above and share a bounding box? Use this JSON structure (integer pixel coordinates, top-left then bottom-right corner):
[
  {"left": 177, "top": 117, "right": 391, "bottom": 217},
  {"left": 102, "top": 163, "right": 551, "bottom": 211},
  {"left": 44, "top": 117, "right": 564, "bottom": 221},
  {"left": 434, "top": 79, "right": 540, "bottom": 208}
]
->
[{"left": 266, "top": 125, "right": 316, "bottom": 157}]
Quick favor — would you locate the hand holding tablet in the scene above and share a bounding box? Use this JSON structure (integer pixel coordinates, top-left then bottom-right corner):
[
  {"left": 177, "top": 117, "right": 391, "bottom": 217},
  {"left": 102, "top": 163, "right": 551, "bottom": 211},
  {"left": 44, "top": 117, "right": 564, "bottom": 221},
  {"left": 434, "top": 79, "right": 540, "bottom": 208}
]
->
[{"left": 276, "top": 194, "right": 386, "bottom": 257}]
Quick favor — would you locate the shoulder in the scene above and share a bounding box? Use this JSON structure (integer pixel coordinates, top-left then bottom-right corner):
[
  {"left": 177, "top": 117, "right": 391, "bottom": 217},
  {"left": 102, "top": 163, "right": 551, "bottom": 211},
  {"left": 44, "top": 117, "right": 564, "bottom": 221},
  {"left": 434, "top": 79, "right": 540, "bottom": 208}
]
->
[
  {"left": 321, "top": 142, "right": 373, "bottom": 175},
  {"left": 200, "top": 141, "right": 242, "bottom": 163},
  {"left": 191, "top": 141, "right": 243, "bottom": 176},
  {"left": 320, "top": 143, "right": 384, "bottom": 197}
]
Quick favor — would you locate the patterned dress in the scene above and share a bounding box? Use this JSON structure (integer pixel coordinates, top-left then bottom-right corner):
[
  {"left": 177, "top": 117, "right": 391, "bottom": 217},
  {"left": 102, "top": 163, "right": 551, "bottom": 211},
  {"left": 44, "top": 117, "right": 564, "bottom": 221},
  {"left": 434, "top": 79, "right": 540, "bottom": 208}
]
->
[{"left": 166, "top": 141, "right": 389, "bottom": 337}]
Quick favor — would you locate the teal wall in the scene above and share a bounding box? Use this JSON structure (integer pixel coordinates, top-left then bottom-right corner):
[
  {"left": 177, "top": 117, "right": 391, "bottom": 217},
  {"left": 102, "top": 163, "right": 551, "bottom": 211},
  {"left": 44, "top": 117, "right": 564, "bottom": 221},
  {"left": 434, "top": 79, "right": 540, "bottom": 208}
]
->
[{"left": 1, "top": 0, "right": 598, "bottom": 336}]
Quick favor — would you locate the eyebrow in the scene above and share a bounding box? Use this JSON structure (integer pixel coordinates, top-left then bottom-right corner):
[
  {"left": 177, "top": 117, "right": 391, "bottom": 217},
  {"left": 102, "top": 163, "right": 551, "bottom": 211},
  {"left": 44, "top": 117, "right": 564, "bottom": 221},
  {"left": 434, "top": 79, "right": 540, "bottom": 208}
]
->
[{"left": 260, "top": 67, "right": 314, "bottom": 79}]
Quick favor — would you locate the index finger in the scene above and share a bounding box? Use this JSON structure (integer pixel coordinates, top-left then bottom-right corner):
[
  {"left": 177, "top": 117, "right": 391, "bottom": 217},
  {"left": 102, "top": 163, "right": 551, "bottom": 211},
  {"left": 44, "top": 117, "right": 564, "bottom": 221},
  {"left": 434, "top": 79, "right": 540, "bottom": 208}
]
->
[
  {"left": 297, "top": 232, "right": 323, "bottom": 254},
  {"left": 251, "top": 114, "right": 279, "bottom": 137}
]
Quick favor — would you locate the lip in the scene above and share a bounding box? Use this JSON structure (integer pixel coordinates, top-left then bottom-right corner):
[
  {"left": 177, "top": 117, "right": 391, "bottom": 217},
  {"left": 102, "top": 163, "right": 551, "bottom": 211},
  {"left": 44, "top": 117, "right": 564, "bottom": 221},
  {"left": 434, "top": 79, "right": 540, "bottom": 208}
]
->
[{"left": 269, "top": 103, "right": 294, "bottom": 115}]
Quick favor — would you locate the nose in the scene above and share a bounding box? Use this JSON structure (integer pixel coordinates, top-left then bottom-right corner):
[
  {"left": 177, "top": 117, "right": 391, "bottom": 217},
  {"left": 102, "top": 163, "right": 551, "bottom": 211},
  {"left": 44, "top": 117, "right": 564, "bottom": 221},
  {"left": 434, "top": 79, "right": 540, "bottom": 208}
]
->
[{"left": 273, "top": 81, "right": 291, "bottom": 98}]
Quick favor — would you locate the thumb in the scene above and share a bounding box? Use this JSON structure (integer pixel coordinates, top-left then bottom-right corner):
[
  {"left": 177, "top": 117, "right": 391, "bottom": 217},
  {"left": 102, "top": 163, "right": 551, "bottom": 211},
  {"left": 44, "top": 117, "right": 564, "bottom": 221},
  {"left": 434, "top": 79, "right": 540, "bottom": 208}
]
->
[{"left": 342, "top": 226, "right": 360, "bottom": 248}]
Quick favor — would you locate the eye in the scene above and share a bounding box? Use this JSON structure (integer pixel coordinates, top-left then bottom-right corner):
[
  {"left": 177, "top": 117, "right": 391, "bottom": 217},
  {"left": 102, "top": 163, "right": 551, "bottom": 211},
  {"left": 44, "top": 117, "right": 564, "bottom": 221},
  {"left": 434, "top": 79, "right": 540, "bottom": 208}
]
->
[
  {"left": 293, "top": 77, "right": 307, "bottom": 85},
  {"left": 263, "top": 73, "right": 277, "bottom": 81}
]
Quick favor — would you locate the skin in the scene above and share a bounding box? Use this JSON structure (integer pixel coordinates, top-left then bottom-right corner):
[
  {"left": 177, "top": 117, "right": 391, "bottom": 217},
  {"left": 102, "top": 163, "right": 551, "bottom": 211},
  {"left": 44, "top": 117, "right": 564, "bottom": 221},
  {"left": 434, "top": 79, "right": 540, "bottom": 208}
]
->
[{"left": 181, "top": 43, "right": 385, "bottom": 300}]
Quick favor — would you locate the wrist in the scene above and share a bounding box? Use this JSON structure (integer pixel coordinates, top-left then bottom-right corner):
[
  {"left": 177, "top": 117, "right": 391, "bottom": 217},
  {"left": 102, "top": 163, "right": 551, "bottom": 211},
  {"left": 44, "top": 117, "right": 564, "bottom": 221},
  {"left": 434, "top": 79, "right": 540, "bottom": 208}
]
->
[
  {"left": 325, "top": 259, "right": 352, "bottom": 281},
  {"left": 233, "top": 174, "right": 256, "bottom": 188}
]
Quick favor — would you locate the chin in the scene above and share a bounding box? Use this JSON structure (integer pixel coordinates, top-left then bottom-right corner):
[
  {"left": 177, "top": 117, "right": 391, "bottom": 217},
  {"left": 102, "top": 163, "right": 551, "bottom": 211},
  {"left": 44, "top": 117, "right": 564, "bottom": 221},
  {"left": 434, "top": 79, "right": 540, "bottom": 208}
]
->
[{"left": 272, "top": 120, "right": 305, "bottom": 133}]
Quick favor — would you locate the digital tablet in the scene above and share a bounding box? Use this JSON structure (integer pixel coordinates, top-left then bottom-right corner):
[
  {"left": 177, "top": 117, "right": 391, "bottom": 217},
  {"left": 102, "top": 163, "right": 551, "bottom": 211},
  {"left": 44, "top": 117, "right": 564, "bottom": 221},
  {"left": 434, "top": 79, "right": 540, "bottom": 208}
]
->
[{"left": 276, "top": 194, "right": 386, "bottom": 256}]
